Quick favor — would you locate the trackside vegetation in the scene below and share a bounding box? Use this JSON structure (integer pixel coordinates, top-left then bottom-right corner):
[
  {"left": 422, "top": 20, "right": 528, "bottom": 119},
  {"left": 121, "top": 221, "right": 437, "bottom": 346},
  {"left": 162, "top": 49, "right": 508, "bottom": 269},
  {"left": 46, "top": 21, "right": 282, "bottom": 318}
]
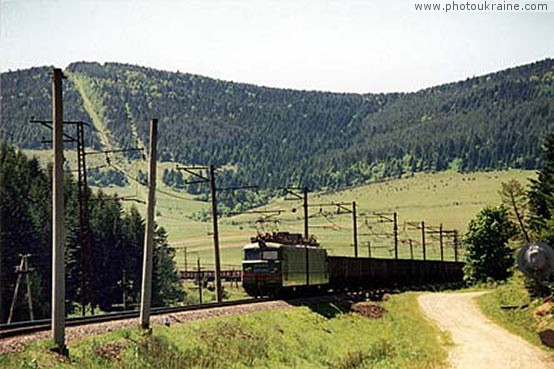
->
[
  {"left": 477, "top": 275, "right": 554, "bottom": 351},
  {"left": 468, "top": 133, "right": 554, "bottom": 350},
  {"left": 0, "top": 145, "right": 184, "bottom": 322},
  {"left": 0, "top": 293, "right": 449, "bottom": 369}
]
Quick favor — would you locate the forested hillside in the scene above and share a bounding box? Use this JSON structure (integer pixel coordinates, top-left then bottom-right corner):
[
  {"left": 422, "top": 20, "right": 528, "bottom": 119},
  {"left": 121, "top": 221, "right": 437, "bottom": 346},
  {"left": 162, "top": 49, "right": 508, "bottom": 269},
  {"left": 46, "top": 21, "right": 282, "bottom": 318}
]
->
[
  {"left": 1, "top": 59, "right": 553, "bottom": 191},
  {"left": 0, "top": 145, "right": 183, "bottom": 322}
]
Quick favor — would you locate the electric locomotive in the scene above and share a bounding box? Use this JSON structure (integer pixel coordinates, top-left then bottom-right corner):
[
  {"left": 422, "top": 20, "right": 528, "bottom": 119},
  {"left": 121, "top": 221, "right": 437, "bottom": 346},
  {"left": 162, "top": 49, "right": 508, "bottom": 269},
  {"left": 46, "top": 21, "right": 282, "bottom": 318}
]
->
[
  {"left": 242, "top": 232, "right": 466, "bottom": 296},
  {"left": 242, "top": 232, "right": 328, "bottom": 296}
]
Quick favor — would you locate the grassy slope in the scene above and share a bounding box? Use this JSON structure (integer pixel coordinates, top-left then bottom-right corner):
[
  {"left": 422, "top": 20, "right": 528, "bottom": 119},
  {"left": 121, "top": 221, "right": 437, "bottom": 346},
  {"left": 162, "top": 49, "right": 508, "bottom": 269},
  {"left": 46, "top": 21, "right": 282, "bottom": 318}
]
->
[
  {"left": 0, "top": 293, "right": 449, "bottom": 369},
  {"left": 18, "top": 149, "right": 536, "bottom": 269},
  {"left": 185, "top": 169, "right": 534, "bottom": 267},
  {"left": 476, "top": 274, "right": 554, "bottom": 351}
]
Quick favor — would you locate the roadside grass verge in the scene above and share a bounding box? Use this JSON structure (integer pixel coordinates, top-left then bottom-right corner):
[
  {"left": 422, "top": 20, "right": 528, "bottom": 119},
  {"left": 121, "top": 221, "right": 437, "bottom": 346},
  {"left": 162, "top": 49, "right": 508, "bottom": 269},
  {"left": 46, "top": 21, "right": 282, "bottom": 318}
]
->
[
  {"left": 476, "top": 274, "right": 554, "bottom": 351},
  {"left": 0, "top": 292, "right": 449, "bottom": 369}
]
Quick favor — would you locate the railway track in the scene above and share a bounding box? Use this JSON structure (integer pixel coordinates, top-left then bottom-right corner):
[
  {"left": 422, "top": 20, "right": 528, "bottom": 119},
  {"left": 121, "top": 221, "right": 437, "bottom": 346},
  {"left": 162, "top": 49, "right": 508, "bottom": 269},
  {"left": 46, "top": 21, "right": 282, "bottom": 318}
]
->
[
  {"left": 0, "top": 298, "right": 270, "bottom": 339},
  {"left": 0, "top": 289, "right": 384, "bottom": 340}
]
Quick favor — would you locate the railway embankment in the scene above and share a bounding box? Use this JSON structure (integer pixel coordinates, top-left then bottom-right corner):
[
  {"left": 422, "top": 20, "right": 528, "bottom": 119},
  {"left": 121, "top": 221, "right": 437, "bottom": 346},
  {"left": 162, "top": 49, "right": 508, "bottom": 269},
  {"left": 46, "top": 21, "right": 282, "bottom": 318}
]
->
[{"left": 0, "top": 293, "right": 449, "bottom": 369}]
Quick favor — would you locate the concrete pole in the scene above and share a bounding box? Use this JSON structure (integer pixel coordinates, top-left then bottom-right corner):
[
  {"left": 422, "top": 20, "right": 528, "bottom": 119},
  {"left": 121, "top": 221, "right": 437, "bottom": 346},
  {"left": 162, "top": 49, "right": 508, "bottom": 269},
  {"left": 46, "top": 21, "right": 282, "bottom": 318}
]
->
[
  {"left": 303, "top": 187, "right": 309, "bottom": 286},
  {"left": 303, "top": 187, "right": 309, "bottom": 239},
  {"left": 352, "top": 201, "right": 358, "bottom": 258},
  {"left": 454, "top": 230, "right": 459, "bottom": 262},
  {"left": 421, "top": 221, "right": 426, "bottom": 260},
  {"left": 439, "top": 224, "right": 444, "bottom": 261},
  {"left": 209, "top": 165, "right": 223, "bottom": 303},
  {"left": 0, "top": 237, "right": 2, "bottom": 323},
  {"left": 393, "top": 212, "right": 398, "bottom": 259},
  {"left": 51, "top": 68, "right": 66, "bottom": 352},
  {"left": 197, "top": 258, "right": 203, "bottom": 304},
  {"left": 184, "top": 247, "right": 188, "bottom": 273},
  {"left": 24, "top": 256, "right": 34, "bottom": 321},
  {"left": 7, "top": 257, "right": 25, "bottom": 324},
  {"left": 139, "top": 119, "right": 158, "bottom": 330}
]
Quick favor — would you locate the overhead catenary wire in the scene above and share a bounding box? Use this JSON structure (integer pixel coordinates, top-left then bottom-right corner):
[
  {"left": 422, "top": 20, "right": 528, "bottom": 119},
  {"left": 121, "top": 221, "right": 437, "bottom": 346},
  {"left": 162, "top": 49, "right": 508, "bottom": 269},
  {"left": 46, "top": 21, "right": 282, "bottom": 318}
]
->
[{"left": 107, "top": 161, "right": 199, "bottom": 203}]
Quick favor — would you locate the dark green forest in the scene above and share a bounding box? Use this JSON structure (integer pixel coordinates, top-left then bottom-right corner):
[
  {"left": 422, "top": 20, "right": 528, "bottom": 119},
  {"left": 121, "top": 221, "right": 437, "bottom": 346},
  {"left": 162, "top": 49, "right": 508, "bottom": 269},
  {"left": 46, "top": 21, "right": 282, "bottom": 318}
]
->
[
  {"left": 1, "top": 59, "right": 553, "bottom": 193},
  {"left": 0, "top": 145, "right": 184, "bottom": 323}
]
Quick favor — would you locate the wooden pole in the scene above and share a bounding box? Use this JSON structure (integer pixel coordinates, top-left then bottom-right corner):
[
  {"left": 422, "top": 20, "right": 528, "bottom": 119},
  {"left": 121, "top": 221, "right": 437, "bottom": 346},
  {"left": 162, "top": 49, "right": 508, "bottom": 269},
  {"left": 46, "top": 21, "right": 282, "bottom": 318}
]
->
[
  {"left": 51, "top": 68, "right": 66, "bottom": 352},
  {"left": 184, "top": 247, "right": 188, "bottom": 273},
  {"left": 24, "top": 256, "right": 34, "bottom": 321},
  {"left": 393, "top": 212, "right": 398, "bottom": 259},
  {"left": 7, "top": 257, "right": 24, "bottom": 324},
  {"left": 454, "top": 230, "right": 459, "bottom": 262},
  {"left": 439, "top": 224, "right": 444, "bottom": 261},
  {"left": 139, "top": 119, "right": 158, "bottom": 330},
  {"left": 303, "top": 187, "right": 309, "bottom": 286},
  {"left": 209, "top": 165, "right": 223, "bottom": 303},
  {"left": 303, "top": 187, "right": 309, "bottom": 239},
  {"left": 0, "top": 227, "right": 3, "bottom": 323},
  {"left": 352, "top": 201, "right": 358, "bottom": 257},
  {"left": 421, "top": 221, "right": 426, "bottom": 260},
  {"left": 197, "top": 258, "right": 203, "bottom": 304}
]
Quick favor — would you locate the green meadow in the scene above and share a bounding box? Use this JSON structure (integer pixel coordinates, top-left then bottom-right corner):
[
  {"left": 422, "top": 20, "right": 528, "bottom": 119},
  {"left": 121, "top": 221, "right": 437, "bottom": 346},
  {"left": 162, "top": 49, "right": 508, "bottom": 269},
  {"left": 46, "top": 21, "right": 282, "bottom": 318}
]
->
[{"left": 22, "top": 149, "right": 535, "bottom": 270}]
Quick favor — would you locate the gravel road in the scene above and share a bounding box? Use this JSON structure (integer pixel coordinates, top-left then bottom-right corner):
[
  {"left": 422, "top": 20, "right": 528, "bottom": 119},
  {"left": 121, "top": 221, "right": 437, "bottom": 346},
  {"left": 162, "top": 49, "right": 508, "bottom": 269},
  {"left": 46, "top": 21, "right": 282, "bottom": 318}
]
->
[{"left": 418, "top": 291, "right": 553, "bottom": 369}]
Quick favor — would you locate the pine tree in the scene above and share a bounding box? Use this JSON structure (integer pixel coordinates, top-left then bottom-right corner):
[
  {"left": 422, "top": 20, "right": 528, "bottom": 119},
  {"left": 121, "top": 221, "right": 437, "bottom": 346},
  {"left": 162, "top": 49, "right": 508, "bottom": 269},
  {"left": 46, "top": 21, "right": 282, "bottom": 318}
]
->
[
  {"left": 152, "top": 226, "right": 185, "bottom": 306},
  {"left": 528, "top": 133, "right": 554, "bottom": 231}
]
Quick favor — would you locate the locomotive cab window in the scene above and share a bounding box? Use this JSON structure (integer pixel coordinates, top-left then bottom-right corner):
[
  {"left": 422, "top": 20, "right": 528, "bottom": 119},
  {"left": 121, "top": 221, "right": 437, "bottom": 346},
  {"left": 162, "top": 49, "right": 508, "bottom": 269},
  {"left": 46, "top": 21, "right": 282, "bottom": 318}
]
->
[
  {"left": 244, "top": 249, "right": 261, "bottom": 260},
  {"left": 262, "top": 251, "right": 278, "bottom": 260}
]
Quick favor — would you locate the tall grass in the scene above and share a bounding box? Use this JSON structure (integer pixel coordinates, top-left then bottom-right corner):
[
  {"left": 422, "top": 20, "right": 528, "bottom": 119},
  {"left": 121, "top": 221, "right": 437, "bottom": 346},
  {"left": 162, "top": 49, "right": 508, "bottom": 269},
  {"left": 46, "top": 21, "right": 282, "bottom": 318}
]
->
[
  {"left": 477, "top": 274, "right": 554, "bottom": 351},
  {"left": 1, "top": 293, "right": 449, "bottom": 369}
]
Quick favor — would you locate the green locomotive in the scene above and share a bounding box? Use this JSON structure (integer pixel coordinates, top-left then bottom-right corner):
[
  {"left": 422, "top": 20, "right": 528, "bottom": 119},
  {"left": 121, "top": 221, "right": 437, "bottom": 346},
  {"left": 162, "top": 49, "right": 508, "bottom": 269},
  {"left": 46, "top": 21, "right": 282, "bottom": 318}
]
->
[
  {"left": 242, "top": 232, "right": 329, "bottom": 296},
  {"left": 242, "top": 232, "right": 466, "bottom": 296}
]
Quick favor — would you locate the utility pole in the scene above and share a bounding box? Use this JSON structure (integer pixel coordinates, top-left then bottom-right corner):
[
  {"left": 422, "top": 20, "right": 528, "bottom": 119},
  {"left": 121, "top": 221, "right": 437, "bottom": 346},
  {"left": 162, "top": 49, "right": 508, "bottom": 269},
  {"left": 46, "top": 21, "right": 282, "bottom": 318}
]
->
[
  {"left": 303, "top": 187, "right": 309, "bottom": 239},
  {"left": 366, "top": 241, "right": 372, "bottom": 258},
  {"left": 302, "top": 187, "right": 310, "bottom": 286},
  {"left": 453, "top": 230, "right": 459, "bottom": 262},
  {"left": 0, "top": 229, "right": 3, "bottom": 323},
  {"left": 184, "top": 247, "right": 188, "bottom": 273},
  {"left": 139, "top": 119, "right": 158, "bottom": 331},
  {"left": 122, "top": 269, "right": 128, "bottom": 311},
  {"left": 393, "top": 212, "right": 398, "bottom": 259},
  {"left": 409, "top": 239, "right": 414, "bottom": 260},
  {"left": 176, "top": 166, "right": 257, "bottom": 304},
  {"left": 30, "top": 118, "right": 95, "bottom": 317},
  {"left": 421, "top": 221, "right": 426, "bottom": 260},
  {"left": 197, "top": 258, "right": 203, "bottom": 304},
  {"left": 7, "top": 255, "right": 34, "bottom": 323},
  {"left": 51, "top": 68, "right": 66, "bottom": 353},
  {"left": 439, "top": 224, "right": 444, "bottom": 261},
  {"left": 362, "top": 212, "right": 397, "bottom": 259},
  {"left": 352, "top": 201, "right": 358, "bottom": 257},
  {"left": 76, "top": 121, "right": 93, "bottom": 317},
  {"left": 209, "top": 164, "right": 223, "bottom": 303}
]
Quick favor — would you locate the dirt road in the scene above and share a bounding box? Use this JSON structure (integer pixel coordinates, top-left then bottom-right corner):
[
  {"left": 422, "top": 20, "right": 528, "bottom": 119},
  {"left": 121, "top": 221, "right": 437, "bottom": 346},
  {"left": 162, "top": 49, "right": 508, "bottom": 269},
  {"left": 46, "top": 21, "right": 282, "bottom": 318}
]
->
[{"left": 418, "top": 291, "right": 553, "bottom": 369}]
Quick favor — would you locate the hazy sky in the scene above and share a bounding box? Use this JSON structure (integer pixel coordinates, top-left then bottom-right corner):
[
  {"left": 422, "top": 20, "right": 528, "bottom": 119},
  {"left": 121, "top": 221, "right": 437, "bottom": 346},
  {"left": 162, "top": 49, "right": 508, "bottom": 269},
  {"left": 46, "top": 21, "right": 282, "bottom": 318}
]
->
[{"left": 1, "top": 0, "right": 553, "bottom": 93}]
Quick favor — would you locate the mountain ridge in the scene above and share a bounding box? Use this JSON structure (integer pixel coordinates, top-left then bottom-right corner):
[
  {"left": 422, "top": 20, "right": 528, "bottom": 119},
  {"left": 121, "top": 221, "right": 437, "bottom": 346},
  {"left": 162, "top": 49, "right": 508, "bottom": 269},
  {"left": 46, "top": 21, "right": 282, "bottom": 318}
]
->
[{"left": 1, "top": 58, "right": 553, "bottom": 191}]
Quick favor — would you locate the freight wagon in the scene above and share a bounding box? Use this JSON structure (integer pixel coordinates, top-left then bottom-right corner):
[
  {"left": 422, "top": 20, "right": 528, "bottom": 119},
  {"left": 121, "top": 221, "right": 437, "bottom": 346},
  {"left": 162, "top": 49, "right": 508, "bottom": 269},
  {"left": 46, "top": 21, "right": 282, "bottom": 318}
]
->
[{"left": 242, "top": 232, "right": 464, "bottom": 296}]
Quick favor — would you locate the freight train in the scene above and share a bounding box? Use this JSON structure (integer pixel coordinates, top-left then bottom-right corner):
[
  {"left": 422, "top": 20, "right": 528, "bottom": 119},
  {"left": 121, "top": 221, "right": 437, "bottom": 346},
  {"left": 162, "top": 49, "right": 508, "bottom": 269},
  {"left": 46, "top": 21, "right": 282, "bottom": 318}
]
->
[{"left": 242, "top": 232, "right": 464, "bottom": 296}]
